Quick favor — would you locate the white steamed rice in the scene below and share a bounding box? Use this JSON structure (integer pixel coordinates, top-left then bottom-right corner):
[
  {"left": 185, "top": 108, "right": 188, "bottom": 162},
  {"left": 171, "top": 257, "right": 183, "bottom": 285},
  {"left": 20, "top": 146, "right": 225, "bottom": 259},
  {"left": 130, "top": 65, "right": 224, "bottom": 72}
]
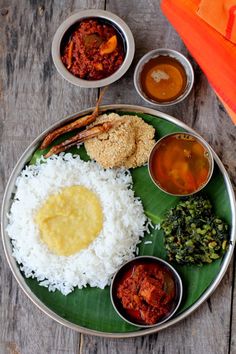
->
[{"left": 7, "top": 153, "right": 147, "bottom": 295}]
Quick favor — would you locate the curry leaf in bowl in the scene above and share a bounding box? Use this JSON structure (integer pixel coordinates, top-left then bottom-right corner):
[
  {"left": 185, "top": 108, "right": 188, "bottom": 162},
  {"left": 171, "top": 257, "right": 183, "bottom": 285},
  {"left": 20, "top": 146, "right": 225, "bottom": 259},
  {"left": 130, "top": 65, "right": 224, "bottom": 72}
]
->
[{"left": 161, "top": 195, "right": 229, "bottom": 265}]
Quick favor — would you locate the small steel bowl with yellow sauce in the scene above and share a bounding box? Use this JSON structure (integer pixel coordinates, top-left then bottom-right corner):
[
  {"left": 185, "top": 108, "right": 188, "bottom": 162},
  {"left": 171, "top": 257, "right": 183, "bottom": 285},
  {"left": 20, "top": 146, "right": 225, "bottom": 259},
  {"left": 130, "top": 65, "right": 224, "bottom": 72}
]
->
[{"left": 134, "top": 49, "right": 194, "bottom": 107}]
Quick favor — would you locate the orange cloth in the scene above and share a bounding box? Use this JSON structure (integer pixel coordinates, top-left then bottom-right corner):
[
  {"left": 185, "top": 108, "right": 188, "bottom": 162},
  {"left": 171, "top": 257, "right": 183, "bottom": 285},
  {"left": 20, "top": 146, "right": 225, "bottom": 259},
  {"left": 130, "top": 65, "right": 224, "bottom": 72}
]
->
[
  {"left": 161, "top": 0, "right": 236, "bottom": 124},
  {"left": 197, "top": 0, "right": 236, "bottom": 44},
  {"left": 220, "top": 97, "right": 236, "bottom": 123}
]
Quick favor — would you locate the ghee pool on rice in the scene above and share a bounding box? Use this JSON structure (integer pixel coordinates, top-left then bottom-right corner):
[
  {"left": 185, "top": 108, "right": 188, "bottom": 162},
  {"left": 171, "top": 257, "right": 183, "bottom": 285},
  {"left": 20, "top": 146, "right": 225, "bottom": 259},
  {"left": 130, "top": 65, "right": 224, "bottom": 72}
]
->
[{"left": 35, "top": 185, "right": 103, "bottom": 256}]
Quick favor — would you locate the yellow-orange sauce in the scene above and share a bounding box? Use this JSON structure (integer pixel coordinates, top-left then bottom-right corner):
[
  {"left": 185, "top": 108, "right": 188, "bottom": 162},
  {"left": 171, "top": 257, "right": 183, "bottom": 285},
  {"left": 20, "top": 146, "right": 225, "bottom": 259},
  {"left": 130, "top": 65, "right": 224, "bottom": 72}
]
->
[
  {"left": 35, "top": 186, "right": 103, "bottom": 256},
  {"left": 140, "top": 56, "right": 187, "bottom": 102},
  {"left": 150, "top": 134, "right": 211, "bottom": 195}
]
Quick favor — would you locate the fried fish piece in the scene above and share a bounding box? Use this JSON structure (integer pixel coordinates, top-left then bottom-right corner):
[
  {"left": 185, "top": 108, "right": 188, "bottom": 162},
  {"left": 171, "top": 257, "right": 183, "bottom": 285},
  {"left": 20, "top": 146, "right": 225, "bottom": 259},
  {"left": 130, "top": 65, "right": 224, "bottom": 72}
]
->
[
  {"left": 40, "top": 86, "right": 107, "bottom": 150},
  {"left": 44, "top": 121, "right": 117, "bottom": 158}
]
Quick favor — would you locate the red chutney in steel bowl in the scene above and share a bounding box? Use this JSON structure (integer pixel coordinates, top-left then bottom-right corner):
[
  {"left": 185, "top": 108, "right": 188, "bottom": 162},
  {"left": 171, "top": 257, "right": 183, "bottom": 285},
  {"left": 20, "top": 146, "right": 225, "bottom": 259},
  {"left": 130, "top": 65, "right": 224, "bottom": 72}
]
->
[
  {"left": 114, "top": 261, "right": 177, "bottom": 326},
  {"left": 61, "top": 19, "right": 125, "bottom": 80}
]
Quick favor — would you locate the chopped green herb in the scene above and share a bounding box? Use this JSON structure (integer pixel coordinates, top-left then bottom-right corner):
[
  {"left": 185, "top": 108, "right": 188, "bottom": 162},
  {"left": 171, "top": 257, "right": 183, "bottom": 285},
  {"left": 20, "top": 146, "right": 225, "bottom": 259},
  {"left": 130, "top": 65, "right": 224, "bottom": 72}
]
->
[{"left": 161, "top": 196, "right": 229, "bottom": 265}]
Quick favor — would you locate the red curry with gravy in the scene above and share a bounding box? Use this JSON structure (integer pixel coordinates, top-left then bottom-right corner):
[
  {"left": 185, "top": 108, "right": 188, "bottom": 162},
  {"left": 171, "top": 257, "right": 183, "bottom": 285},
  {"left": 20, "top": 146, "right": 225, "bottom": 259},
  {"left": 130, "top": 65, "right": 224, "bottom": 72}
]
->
[
  {"left": 116, "top": 262, "right": 176, "bottom": 325},
  {"left": 61, "top": 19, "right": 125, "bottom": 80}
]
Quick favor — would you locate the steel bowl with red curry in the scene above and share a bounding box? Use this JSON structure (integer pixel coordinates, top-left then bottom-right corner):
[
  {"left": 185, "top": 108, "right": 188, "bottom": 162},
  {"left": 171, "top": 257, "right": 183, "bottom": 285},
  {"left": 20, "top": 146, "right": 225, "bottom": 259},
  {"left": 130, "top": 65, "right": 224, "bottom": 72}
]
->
[
  {"left": 61, "top": 19, "right": 125, "bottom": 80},
  {"left": 111, "top": 257, "right": 182, "bottom": 327}
]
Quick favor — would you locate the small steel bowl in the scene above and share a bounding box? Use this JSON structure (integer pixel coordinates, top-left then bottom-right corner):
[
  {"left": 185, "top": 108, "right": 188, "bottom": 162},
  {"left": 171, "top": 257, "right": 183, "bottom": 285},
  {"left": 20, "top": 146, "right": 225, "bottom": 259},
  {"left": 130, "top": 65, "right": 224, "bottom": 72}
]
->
[
  {"left": 134, "top": 48, "right": 194, "bottom": 107},
  {"left": 148, "top": 132, "right": 214, "bottom": 197},
  {"left": 51, "top": 10, "right": 135, "bottom": 88},
  {"left": 110, "top": 256, "right": 183, "bottom": 328}
]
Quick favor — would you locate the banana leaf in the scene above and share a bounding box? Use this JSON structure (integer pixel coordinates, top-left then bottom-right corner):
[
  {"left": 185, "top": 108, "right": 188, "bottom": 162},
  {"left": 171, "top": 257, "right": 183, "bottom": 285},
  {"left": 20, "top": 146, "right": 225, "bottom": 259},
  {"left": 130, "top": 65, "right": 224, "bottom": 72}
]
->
[{"left": 24, "top": 111, "right": 231, "bottom": 333}]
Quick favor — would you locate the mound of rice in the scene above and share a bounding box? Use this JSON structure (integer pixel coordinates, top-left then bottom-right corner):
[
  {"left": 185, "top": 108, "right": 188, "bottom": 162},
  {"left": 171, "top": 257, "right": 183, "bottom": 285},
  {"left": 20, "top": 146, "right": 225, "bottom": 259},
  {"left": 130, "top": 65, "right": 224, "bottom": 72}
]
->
[{"left": 7, "top": 153, "right": 147, "bottom": 295}]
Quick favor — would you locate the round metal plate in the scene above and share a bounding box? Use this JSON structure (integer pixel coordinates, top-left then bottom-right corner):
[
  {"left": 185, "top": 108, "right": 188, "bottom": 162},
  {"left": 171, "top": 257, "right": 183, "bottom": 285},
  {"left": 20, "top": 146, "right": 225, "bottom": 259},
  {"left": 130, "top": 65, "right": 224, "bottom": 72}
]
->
[{"left": 1, "top": 104, "right": 235, "bottom": 338}]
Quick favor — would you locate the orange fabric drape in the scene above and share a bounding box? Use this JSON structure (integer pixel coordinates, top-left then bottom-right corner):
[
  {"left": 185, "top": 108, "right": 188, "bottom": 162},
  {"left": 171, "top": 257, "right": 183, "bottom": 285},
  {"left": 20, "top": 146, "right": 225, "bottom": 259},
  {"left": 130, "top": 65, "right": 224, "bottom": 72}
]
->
[
  {"left": 197, "top": 0, "right": 236, "bottom": 44},
  {"left": 161, "top": 0, "right": 236, "bottom": 124}
]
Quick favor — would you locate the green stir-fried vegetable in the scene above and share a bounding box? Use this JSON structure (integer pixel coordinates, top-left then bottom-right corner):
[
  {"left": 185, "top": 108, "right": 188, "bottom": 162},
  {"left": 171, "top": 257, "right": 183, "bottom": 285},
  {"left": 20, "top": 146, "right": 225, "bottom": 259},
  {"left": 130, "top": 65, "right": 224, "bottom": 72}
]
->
[{"left": 161, "top": 196, "right": 229, "bottom": 265}]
